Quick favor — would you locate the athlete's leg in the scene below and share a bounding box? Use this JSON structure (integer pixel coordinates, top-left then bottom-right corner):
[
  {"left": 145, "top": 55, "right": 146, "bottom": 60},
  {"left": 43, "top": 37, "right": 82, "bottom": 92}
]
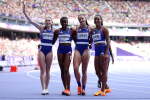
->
[
  {"left": 100, "top": 55, "right": 110, "bottom": 92},
  {"left": 80, "top": 49, "right": 90, "bottom": 95},
  {"left": 105, "top": 57, "right": 110, "bottom": 89},
  {"left": 38, "top": 51, "right": 46, "bottom": 91},
  {"left": 73, "top": 50, "right": 82, "bottom": 83},
  {"left": 81, "top": 50, "right": 90, "bottom": 88},
  {"left": 64, "top": 53, "right": 71, "bottom": 90},
  {"left": 58, "top": 54, "right": 66, "bottom": 89},
  {"left": 73, "top": 50, "right": 82, "bottom": 95},
  {"left": 94, "top": 56, "right": 102, "bottom": 88},
  {"left": 45, "top": 52, "right": 53, "bottom": 90}
]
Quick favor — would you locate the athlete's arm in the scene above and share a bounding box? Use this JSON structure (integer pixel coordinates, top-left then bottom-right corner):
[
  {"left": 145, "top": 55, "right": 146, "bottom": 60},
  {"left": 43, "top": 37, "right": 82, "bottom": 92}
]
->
[
  {"left": 109, "top": 39, "right": 114, "bottom": 64},
  {"left": 52, "top": 29, "right": 59, "bottom": 45},
  {"left": 102, "top": 26, "right": 110, "bottom": 61},
  {"left": 70, "top": 27, "right": 77, "bottom": 44},
  {"left": 22, "top": 4, "right": 43, "bottom": 32},
  {"left": 89, "top": 26, "right": 94, "bottom": 49}
]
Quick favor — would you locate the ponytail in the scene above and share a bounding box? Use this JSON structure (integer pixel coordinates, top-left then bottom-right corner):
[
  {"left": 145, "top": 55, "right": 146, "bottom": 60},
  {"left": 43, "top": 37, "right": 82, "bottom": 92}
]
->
[{"left": 86, "top": 20, "right": 89, "bottom": 26}]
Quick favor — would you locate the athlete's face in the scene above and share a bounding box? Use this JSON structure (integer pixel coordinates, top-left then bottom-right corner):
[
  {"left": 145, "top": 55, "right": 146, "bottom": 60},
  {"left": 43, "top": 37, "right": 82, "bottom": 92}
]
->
[
  {"left": 44, "top": 17, "right": 52, "bottom": 27},
  {"left": 94, "top": 16, "right": 102, "bottom": 26},
  {"left": 78, "top": 16, "right": 86, "bottom": 24},
  {"left": 61, "top": 19, "right": 68, "bottom": 28}
]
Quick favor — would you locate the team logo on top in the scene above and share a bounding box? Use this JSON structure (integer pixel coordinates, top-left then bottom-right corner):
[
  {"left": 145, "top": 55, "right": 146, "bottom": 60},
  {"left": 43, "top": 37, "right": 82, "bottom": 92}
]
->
[
  {"left": 101, "top": 52, "right": 104, "bottom": 55},
  {"left": 77, "top": 33, "right": 88, "bottom": 39},
  {"left": 60, "top": 31, "right": 63, "bottom": 33},
  {"left": 78, "top": 29, "right": 81, "bottom": 31}
]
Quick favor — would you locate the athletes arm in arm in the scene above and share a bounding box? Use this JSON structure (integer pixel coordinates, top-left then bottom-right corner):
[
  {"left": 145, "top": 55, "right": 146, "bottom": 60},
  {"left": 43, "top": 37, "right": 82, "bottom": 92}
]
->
[
  {"left": 70, "top": 27, "right": 77, "bottom": 44},
  {"left": 89, "top": 27, "right": 94, "bottom": 49},
  {"left": 52, "top": 29, "right": 59, "bottom": 45}
]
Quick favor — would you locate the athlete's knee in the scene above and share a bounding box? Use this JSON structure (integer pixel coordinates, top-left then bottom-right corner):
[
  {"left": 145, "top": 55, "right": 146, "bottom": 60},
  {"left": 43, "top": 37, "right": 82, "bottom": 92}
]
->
[
  {"left": 45, "top": 69, "right": 50, "bottom": 75},
  {"left": 40, "top": 68, "right": 45, "bottom": 74},
  {"left": 64, "top": 67, "right": 69, "bottom": 73},
  {"left": 82, "top": 70, "right": 87, "bottom": 76},
  {"left": 101, "top": 69, "right": 107, "bottom": 75},
  {"left": 74, "top": 67, "right": 79, "bottom": 72},
  {"left": 61, "top": 68, "right": 65, "bottom": 74},
  {"left": 95, "top": 71, "right": 100, "bottom": 76}
]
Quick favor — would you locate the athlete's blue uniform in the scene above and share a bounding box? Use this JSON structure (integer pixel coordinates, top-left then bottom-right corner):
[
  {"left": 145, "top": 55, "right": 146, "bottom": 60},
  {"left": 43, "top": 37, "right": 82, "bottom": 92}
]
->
[
  {"left": 39, "top": 28, "right": 54, "bottom": 56},
  {"left": 75, "top": 26, "right": 90, "bottom": 55},
  {"left": 57, "top": 28, "right": 72, "bottom": 55},
  {"left": 92, "top": 26, "right": 110, "bottom": 56}
]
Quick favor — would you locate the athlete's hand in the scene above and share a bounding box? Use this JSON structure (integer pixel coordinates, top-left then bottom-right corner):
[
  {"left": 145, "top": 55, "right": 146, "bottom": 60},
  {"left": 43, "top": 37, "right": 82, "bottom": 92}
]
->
[
  {"left": 103, "top": 54, "right": 109, "bottom": 62},
  {"left": 38, "top": 44, "right": 40, "bottom": 49},
  {"left": 89, "top": 44, "right": 92, "bottom": 49},
  {"left": 112, "top": 58, "right": 114, "bottom": 64},
  {"left": 23, "top": 4, "right": 25, "bottom": 13}
]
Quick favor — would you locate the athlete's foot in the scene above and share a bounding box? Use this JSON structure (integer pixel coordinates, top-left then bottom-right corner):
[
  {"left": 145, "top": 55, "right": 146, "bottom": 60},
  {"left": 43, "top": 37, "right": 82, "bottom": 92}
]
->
[
  {"left": 81, "top": 89, "right": 86, "bottom": 95},
  {"left": 105, "top": 88, "right": 111, "bottom": 94},
  {"left": 62, "top": 89, "right": 67, "bottom": 95},
  {"left": 77, "top": 86, "right": 81, "bottom": 95},
  {"left": 65, "top": 89, "right": 71, "bottom": 96},
  {"left": 94, "top": 90, "right": 105, "bottom": 96},
  {"left": 45, "top": 89, "right": 49, "bottom": 95},
  {"left": 41, "top": 90, "right": 46, "bottom": 95},
  {"left": 97, "top": 80, "right": 101, "bottom": 88}
]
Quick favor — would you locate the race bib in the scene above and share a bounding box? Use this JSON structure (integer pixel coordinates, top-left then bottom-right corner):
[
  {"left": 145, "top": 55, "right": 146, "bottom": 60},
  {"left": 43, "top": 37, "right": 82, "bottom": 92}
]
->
[
  {"left": 92, "top": 34, "right": 101, "bottom": 41},
  {"left": 77, "top": 33, "right": 88, "bottom": 39},
  {"left": 59, "top": 35, "right": 70, "bottom": 41},
  {"left": 43, "top": 33, "right": 53, "bottom": 40}
]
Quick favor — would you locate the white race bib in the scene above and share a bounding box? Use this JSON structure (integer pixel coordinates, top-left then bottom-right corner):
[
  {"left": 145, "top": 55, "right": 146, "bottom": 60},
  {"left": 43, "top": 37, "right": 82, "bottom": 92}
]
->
[
  {"left": 77, "top": 33, "right": 88, "bottom": 39},
  {"left": 59, "top": 35, "right": 70, "bottom": 41},
  {"left": 43, "top": 33, "right": 53, "bottom": 40},
  {"left": 92, "top": 34, "right": 101, "bottom": 41}
]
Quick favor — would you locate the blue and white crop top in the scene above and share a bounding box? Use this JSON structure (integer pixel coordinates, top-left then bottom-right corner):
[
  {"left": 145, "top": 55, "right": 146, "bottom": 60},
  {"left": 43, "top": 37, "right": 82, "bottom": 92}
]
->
[{"left": 58, "top": 28, "right": 72, "bottom": 44}]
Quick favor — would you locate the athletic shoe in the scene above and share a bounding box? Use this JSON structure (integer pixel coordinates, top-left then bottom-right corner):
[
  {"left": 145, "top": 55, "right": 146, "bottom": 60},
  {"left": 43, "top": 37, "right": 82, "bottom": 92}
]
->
[
  {"left": 81, "top": 89, "right": 86, "bottom": 95},
  {"left": 62, "top": 89, "right": 67, "bottom": 95},
  {"left": 94, "top": 90, "right": 105, "bottom": 96},
  {"left": 65, "top": 89, "right": 71, "bottom": 96},
  {"left": 97, "top": 80, "right": 101, "bottom": 88},
  {"left": 105, "top": 88, "right": 111, "bottom": 94},
  {"left": 45, "top": 89, "right": 49, "bottom": 94},
  {"left": 77, "top": 86, "right": 81, "bottom": 95},
  {"left": 41, "top": 90, "right": 46, "bottom": 95}
]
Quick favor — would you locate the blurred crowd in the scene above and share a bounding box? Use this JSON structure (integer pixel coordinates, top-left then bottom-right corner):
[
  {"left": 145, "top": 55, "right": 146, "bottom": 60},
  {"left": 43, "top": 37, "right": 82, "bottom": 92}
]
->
[
  {"left": 0, "top": 37, "right": 40, "bottom": 56},
  {"left": 0, "top": 0, "right": 150, "bottom": 24},
  {"left": 116, "top": 39, "right": 150, "bottom": 57}
]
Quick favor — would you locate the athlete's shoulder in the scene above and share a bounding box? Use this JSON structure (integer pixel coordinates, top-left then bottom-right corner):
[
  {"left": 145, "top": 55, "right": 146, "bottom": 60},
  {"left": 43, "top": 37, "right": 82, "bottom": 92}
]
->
[
  {"left": 101, "top": 26, "right": 109, "bottom": 34},
  {"left": 102, "top": 25, "right": 108, "bottom": 31},
  {"left": 75, "top": 26, "right": 80, "bottom": 32},
  {"left": 54, "top": 28, "right": 60, "bottom": 34},
  {"left": 88, "top": 26, "right": 94, "bottom": 34}
]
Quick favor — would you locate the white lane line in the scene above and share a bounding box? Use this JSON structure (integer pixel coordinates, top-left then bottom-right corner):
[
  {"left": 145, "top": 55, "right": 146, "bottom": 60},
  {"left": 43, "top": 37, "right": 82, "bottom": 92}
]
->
[
  {"left": 27, "top": 70, "right": 150, "bottom": 94},
  {"left": 89, "top": 69, "right": 150, "bottom": 81},
  {"left": 144, "top": 67, "right": 150, "bottom": 73}
]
